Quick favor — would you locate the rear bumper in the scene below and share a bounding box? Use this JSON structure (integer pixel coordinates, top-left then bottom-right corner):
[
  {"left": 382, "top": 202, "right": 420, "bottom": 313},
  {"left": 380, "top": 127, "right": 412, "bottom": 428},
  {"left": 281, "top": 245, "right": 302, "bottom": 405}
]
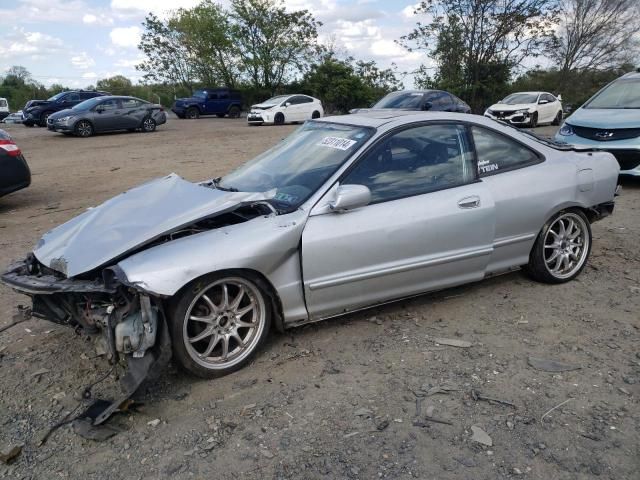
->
[
  {"left": 0, "top": 153, "right": 31, "bottom": 197},
  {"left": 589, "top": 200, "right": 616, "bottom": 222}
]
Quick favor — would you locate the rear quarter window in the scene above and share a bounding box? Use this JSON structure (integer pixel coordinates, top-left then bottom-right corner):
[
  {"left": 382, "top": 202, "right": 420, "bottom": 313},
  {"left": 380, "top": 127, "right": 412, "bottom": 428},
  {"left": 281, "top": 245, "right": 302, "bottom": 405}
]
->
[{"left": 472, "top": 126, "right": 541, "bottom": 176}]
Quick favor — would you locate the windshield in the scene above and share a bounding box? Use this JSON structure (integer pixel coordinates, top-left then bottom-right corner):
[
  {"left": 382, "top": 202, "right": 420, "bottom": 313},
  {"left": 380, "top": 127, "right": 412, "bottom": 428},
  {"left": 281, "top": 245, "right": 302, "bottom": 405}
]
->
[
  {"left": 260, "top": 95, "right": 289, "bottom": 105},
  {"left": 193, "top": 90, "right": 207, "bottom": 99},
  {"left": 218, "top": 121, "right": 375, "bottom": 211},
  {"left": 72, "top": 97, "right": 103, "bottom": 110},
  {"left": 585, "top": 79, "right": 640, "bottom": 109},
  {"left": 48, "top": 92, "right": 67, "bottom": 102},
  {"left": 373, "top": 92, "right": 424, "bottom": 109},
  {"left": 501, "top": 93, "right": 539, "bottom": 105}
]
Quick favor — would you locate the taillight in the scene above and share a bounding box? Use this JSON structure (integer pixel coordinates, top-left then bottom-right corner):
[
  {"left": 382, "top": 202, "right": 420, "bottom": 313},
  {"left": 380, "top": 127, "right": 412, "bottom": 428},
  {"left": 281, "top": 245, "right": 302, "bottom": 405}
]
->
[{"left": 0, "top": 139, "right": 21, "bottom": 157}]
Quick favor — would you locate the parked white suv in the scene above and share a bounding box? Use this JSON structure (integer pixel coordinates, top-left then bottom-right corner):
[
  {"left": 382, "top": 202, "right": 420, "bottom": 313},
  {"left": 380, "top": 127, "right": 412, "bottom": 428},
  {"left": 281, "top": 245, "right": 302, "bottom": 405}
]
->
[
  {"left": 248, "top": 94, "right": 323, "bottom": 126},
  {"left": 485, "top": 92, "right": 563, "bottom": 128},
  {"left": 0, "top": 98, "right": 9, "bottom": 122}
]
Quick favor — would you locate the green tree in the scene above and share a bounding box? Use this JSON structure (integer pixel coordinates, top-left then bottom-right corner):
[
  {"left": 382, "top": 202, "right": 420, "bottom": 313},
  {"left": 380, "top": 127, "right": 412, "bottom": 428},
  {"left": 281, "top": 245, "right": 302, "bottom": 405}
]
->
[
  {"left": 175, "top": 0, "right": 241, "bottom": 87},
  {"left": 400, "top": 0, "right": 560, "bottom": 111},
  {"left": 137, "top": 13, "right": 196, "bottom": 90},
  {"left": 301, "top": 53, "right": 399, "bottom": 113},
  {"left": 230, "top": 0, "right": 321, "bottom": 92},
  {"left": 96, "top": 75, "right": 133, "bottom": 95}
]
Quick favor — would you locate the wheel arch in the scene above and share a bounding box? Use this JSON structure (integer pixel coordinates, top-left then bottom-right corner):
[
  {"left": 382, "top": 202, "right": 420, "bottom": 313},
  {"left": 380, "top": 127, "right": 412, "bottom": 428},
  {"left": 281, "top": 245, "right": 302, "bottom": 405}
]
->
[{"left": 166, "top": 268, "right": 286, "bottom": 333}]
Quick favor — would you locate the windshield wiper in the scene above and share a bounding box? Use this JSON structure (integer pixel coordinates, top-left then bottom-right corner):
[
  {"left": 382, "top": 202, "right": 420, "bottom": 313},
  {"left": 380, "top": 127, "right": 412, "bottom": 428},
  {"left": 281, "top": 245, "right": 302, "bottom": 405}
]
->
[{"left": 212, "top": 177, "right": 238, "bottom": 192}]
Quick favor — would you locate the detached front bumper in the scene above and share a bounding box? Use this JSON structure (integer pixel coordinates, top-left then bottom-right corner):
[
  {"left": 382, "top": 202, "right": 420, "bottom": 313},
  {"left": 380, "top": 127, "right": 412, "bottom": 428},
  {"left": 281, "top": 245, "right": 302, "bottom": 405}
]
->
[{"left": 485, "top": 111, "right": 531, "bottom": 125}]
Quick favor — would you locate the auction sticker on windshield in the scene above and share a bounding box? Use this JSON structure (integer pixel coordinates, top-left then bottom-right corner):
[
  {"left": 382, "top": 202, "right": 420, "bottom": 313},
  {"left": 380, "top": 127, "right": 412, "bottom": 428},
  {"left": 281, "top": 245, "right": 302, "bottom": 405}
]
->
[{"left": 318, "top": 137, "right": 357, "bottom": 150}]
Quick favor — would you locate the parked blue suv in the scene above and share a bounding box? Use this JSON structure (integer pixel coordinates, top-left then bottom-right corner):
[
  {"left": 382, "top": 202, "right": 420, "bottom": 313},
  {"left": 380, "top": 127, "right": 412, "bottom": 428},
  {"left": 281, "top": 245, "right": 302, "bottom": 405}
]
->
[
  {"left": 555, "top": 70, "right": 640, "bottom": 176},
  {"left": 172, "top": 88, "right": 243, "bottom": 119}
]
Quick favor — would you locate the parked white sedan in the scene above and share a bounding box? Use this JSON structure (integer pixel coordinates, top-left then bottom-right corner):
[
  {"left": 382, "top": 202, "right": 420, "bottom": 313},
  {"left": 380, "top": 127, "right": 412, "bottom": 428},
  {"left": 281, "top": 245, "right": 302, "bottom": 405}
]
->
[
  {"left": 485, "top": 92, "right": 563, "bottom": 128},
  {"left": 248, "top": 94, "right": 323, "bottom": 125}
]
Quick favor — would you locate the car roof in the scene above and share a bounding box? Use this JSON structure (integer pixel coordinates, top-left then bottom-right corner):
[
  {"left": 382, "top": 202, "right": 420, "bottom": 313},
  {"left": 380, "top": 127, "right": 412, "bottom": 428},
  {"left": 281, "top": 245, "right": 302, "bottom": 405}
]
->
[
  {"left": 621, "top": 71, "right": 640, "bottom": 80},
  {"left": 318, "top": 111, "right": 494, "bottom": 129}
]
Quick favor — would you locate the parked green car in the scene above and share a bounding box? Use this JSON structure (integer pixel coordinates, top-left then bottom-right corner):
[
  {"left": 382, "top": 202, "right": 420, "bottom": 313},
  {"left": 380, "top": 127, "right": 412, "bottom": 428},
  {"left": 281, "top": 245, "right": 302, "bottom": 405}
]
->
[{"left": 555, "top": 70, "right": 640, "bottom": 176}]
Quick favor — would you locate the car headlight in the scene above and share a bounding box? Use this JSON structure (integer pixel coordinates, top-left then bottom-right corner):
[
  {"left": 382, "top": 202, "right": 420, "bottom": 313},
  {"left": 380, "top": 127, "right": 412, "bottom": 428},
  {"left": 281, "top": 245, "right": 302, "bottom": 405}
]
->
[
  {"left": 57, "top": 116, "right": 72, "bottom": 122},
  {"left": 558, "top": 123, "right": 574, "bottom": 136},
  {"left": 515, "top": 109, "right": 530, "bottom": 114}
]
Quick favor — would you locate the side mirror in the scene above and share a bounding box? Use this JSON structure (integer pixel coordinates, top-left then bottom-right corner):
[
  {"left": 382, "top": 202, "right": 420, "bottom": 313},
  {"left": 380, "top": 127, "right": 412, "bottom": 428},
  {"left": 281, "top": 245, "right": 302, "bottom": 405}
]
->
[
  {"left": 329, "top": 184, "right": 371, "bottom": 212},
  {"left": 539, "top": 99, "right": 549, "bottom": 105},
  {"left": 422, "top": 101, "right": 433, "bottom": 111},
  {"left": 284, "top": 102, "right": 291, "bottom": 107}
]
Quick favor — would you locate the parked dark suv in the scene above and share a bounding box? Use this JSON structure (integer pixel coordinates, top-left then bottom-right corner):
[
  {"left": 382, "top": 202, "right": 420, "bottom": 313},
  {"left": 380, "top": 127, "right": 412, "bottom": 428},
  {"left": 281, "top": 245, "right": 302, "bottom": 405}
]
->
[
  {"left": 22, "top": 90, "right": 109, "bottom": 127},
  {"left": 172, "top": 88, "right": 243, "bottom": 119}
]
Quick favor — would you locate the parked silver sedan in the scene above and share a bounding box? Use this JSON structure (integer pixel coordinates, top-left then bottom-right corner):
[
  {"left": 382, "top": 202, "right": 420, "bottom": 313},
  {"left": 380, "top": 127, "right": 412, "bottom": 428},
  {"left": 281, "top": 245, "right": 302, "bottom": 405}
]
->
[
  {"left": 2, "top": 112, "right": 619, "bottom": 402},
  {"left": 47, "top": 95, "right": 167, "bottom": 137}
]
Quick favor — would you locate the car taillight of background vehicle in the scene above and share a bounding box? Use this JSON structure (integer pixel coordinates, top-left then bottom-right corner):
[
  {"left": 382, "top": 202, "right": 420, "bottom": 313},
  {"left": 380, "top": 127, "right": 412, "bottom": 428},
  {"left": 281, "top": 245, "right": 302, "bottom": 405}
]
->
[{"left": 0, "top": 139, "right": 21, "bottom": 156}]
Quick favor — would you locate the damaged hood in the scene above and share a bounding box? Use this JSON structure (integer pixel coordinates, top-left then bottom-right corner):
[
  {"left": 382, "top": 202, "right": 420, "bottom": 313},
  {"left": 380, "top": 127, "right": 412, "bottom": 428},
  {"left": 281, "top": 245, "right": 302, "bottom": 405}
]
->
[{"left": 34, "top": 173, "right": 274, "bottom": 278}]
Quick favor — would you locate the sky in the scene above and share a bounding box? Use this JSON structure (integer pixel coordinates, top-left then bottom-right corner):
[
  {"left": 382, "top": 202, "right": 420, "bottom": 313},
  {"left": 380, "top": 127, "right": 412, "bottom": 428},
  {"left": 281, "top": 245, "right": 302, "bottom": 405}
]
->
[{"left": 0, "top": 0, "right": 430, "bottom": 88}]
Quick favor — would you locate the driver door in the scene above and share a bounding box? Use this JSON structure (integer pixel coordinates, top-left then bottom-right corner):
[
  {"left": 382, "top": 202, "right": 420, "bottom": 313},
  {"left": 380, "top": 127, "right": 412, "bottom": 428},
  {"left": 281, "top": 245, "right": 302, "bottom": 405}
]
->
[{"left": 301, "top": 123, "right": 496, "bottom": 320}]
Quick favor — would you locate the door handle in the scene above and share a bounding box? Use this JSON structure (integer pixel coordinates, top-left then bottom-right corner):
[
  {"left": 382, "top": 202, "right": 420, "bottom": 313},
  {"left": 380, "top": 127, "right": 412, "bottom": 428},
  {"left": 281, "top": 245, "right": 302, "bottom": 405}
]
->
[{"left": 458, "top": 196, "right": 480, "bottom": 209}]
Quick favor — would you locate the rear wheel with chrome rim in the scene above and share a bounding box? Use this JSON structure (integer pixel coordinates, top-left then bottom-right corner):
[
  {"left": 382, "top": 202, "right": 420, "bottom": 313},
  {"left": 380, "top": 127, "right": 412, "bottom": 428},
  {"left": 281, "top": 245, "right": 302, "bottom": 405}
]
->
[
  {"left": 169, "top": 273, "right": 271, "bottom": 378},
  {"left": 524, "top": 209, "right": 592, "bottom": 283}
]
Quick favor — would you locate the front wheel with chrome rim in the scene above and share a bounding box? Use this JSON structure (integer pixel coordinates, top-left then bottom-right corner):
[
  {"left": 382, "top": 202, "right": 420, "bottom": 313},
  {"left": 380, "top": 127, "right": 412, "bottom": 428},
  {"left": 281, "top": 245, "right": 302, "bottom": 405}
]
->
[
  {"left": 169, "top": 273, "right": 272, "bottom": 378},
  {"left": 524, "top": 209, "right": 592, "bottom": 283}
]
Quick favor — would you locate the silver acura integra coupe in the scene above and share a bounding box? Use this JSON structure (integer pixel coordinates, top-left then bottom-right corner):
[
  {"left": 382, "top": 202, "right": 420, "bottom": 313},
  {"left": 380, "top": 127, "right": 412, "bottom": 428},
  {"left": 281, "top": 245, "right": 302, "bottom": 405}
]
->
[{"left": 2, "top": 111, "right": 619, "bottom": 415}]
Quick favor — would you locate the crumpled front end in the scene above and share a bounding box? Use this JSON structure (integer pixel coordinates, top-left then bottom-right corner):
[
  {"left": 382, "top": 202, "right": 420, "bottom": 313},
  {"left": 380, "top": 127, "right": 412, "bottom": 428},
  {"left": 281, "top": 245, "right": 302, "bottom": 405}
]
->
[{"left": 2, "top": 254, "right": 172, "bottom": 424}]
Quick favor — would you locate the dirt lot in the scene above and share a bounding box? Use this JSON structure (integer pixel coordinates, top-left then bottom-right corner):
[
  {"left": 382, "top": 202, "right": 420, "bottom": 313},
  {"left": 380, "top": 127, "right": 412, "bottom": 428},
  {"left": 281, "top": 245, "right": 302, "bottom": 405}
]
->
[{"left": 0, "top": 118, "right": 638, "bottom": 479}]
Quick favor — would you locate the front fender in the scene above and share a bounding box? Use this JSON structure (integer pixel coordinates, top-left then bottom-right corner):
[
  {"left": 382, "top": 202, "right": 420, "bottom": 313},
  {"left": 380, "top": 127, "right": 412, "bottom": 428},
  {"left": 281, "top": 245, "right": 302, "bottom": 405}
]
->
[{"left": 116, "top": 210, "right": 309, "bottom": 319}]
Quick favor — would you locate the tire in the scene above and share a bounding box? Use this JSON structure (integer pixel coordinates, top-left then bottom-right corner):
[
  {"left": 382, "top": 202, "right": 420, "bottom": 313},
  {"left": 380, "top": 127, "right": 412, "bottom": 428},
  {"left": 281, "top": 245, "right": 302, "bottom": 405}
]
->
[
  {"left": 552, "top": 110, "right": 563, "bottom": 126},
  {"left": 311, "top": 110, "right": 321, "bottom": 119},
  {"left": 141, "top": 117, "right": 156, "bottom": 133},
  {"left": 38, "top": 111, "right": 53, "bottom": 127},
  {"left": 168, "top": 272, "right": 272, "bottom": 379},
  {"left": 523, "top": 209, "right": 592, "bottom": 284},
  {"left": 228, "top": 106, "right": 241, "bottom": 119},
  {"left": 529, "top": 112, "right": 538, "bottom": 128},
  {"left": 274, "top": 112, "right": 285, "bottom": 125},
  {"left": 74, "top": 120, "right": 93, "bottom": 138},
  {"left": 186, "top": 107, "right": 200, "bottom": 119}
]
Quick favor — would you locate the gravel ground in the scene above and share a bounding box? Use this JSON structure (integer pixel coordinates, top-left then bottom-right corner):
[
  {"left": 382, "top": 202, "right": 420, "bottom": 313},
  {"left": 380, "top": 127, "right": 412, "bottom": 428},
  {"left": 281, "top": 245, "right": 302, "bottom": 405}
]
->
[{"left": 0, "top": 118, "right": 638, "bottom": 479}]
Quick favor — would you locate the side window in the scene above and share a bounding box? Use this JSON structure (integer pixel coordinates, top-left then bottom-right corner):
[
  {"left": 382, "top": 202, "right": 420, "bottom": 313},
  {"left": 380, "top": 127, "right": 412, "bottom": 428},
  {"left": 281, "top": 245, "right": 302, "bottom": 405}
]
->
[
  {"left": 218, "top": 92, "right": 230, "bottom": 100},
  {"left": 121, "top": 98, "right": 142, "bottom": 108},
  {"left": 288, "top": 96, "right": 302, "bottom": 105},
  {"left": 546, "top": 94, "right": 556, "bottom": 103},
  {"left": 207, "top": 92, "right": 218, "bottom": 100},
  {"left": 472, "top": 126, "right": 540, "bottom": 176},
  {"left": 66, "top": 93, "right": 80, "bottom": 102},
  {"left": 80, "top": 92, "right": 94, "bottom": 100},
  {"left": 424, "top": 91, "right": 452, "bottom": 110},
  {"left": 0, "top": 99, "right": 7, "bottom": 108},
  {"left": 299, "top": 96, "right": 313, "bottom": 103},
  {"left": 343, "top": 124, "right": 476, "bottom": 203},
  {"left": 99, "top": 99, "right": 120, "bottom": 111}
]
